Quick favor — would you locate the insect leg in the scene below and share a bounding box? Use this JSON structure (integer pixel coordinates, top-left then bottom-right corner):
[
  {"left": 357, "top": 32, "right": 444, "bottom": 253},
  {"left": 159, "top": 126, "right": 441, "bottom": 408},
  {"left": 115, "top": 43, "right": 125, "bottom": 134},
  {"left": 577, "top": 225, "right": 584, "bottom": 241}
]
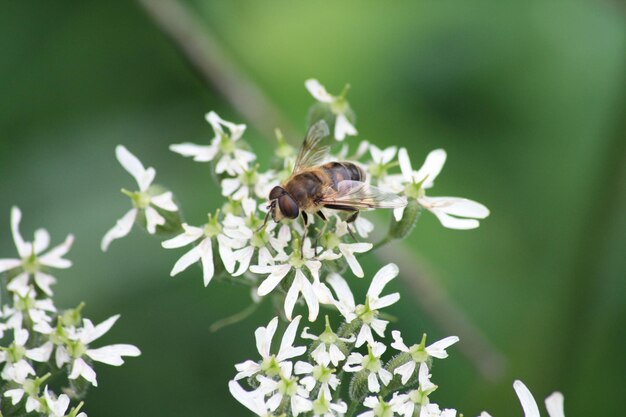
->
[
  {"left": 345, "top": 210, "right": 360, "bottom": 242},
  {"left": 323, "top": 204, "right": 360, "bottom": 242},
  {"left": 313, "top": 211, "right": 328, "bottom": 256},
  {"left": 300, "top": 211, "right": 309, "bottom": 259}
]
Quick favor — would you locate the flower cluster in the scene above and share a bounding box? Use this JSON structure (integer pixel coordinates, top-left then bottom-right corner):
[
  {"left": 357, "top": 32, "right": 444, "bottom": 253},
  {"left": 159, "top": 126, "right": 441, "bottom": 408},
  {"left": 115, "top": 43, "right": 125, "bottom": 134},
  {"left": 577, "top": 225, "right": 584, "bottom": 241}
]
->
[
  {"left": 102, "top": 81, "right": 489, "bottom": 327},
  {"left": 0, "top": 207, "right": 140, "bottom": 417},
  {"left": 229, "top": 265, "right": 460, "bottom": 417},
  {"left": 99, "top": 79, "right": 567, "bottom": 417}
]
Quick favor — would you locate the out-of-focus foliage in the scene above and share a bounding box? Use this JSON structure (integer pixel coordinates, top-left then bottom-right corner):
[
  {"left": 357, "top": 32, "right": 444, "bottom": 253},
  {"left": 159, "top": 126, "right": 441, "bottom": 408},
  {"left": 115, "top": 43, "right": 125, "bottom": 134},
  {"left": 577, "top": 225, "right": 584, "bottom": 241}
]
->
[{"left": 0, "top": 1, "right": 624, "bottom": 416}]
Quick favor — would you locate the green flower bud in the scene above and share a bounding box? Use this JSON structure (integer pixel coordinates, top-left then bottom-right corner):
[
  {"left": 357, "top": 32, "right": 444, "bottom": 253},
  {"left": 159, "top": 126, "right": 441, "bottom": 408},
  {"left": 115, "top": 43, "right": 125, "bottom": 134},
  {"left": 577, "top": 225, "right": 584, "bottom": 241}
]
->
[{"left": 388, "top": 198, "right": 421, "bottom": 240}]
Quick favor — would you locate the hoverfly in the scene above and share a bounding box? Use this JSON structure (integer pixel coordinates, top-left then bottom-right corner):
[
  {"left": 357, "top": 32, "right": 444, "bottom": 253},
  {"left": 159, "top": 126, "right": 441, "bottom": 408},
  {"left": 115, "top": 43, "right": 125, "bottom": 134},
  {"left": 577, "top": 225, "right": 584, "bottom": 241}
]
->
[{"left": 261, "top": 120, "right": 407, "bottom": 251}]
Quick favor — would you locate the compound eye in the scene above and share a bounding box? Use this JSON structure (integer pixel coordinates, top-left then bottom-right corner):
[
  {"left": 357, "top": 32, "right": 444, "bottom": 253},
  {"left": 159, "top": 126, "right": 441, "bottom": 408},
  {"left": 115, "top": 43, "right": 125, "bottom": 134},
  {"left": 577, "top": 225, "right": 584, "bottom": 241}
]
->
[
  {"left": 269, "top": 186, "right": 283, "bottom": 200},
  {"left": 278, "top": 195, "right": 299, "bottom": 219}
]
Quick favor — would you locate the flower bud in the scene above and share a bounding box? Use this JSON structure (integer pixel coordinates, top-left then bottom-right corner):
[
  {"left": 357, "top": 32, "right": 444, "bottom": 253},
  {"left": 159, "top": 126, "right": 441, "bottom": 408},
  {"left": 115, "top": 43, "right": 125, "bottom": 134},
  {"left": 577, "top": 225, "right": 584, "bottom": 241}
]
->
[{"left": 388, "top": 198, "right": 421, "bottom": 240}]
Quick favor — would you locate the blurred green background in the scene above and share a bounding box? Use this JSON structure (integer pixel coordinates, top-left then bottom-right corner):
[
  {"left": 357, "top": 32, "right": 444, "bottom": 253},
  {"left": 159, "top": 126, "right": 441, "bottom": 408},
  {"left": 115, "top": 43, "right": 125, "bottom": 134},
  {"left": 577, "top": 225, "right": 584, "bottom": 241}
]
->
[{"left": 1, "top": 0, "right": 625, "bottom": 416}]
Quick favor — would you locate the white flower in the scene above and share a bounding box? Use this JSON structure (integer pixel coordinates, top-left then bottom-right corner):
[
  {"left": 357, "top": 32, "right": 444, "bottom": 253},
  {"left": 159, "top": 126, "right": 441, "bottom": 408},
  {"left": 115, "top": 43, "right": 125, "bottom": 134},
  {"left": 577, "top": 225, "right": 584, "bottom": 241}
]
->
[
  {"left": 305, "top": 79, "right": 357, "bottom": 141},
  {"left": 391, "top": 331, "right": 459, "bottom": 384},
  {"left": 513, "top": 380, "right": 565, "bottom": 417},
  {"left": 301, "top": 316, "right": 354, "bottom": 367},
  {"left": 101, "top": 145, "right": 178, "bottom": 251},
  {"left": 43, "top": 387, "right": 87, "bottom": 417},
  {"left": 4, "top": 380, "right": 42, "bottom": 413},
  {"left": 0, "top": 207, "right": 74, "bottom": 296},
  {"left": 234, "top": 316, "right": 306, "bottom": 380},
  {"left": 294, "top": 349, "right": 340, "bottom": 393},
  {"left": 327, "top": 264, "right": 400, "bottom": 347},
  {"left": 394, "top": 148, "right": 489, "bottom": 229},
  {"left": 220, "top": 199, "right": 282, "bottom": 277},
  {"left": 419, "top": 403, "right": 457, "bottom": 417},
  {"left": 57, "top": 315, "right": 140, "bottom": 387},
  {"left": 358, "top": 396, "right": 404, "bottom": 417},
  {"left": 229, "top": 380, "right": 273, "bottom": 417},
  {"left": 170, "top": 111, "right": 255, "bottom": 176},
  {"left": 344, "top": 342, "right": 392, "bottom": 393},
  {"left": 161, "top": 212, "right": 244, "bottom": 286},
  {"left": 368, "top": 145, "right": 398, "bottom": 178},
  {"left": 0, "top": 327, "right": 53, "bottom": 383},
  {"left": 318, "top": 220, "right": 372, "bottom": 278},
  {"left": 256, "top": 362, "right": 313, "bottom": 416},
  {"left": 250, "top": 239, "right": 331, "bottom": 322},
  {"left": 8, "top": 288, "right": 56, "bottom": 326},
  {"left": 310, "top": 385, "right": 347, "bottom": 417}
]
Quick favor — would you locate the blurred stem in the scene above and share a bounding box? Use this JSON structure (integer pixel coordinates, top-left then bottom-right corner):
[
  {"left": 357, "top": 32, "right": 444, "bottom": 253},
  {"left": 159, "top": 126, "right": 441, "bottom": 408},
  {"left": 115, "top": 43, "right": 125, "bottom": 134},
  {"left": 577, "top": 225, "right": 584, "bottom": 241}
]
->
[
  {"left": 209, "top": 302, "right": 260, "bottom": 333},
  {"left": 137, "top": 0, "right": 506, "bottom": 382}
]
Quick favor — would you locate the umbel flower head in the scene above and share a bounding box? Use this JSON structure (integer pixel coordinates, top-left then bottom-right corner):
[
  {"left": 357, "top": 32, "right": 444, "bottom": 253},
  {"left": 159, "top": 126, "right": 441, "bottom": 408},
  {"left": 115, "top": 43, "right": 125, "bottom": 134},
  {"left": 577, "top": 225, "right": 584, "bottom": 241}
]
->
[
  {"left": 0, "top": 206, "right": 74, "bottom": 296},
  {"left": 101, "top": 145, "right": 178, "bottom": 251}
]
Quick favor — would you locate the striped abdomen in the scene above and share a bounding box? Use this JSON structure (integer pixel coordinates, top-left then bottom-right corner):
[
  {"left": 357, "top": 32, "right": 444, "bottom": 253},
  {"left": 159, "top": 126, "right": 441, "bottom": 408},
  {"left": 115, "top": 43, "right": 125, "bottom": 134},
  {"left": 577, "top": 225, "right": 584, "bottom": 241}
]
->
[{"left": 321, "top": 162, "right": 366, "bottom": 190}]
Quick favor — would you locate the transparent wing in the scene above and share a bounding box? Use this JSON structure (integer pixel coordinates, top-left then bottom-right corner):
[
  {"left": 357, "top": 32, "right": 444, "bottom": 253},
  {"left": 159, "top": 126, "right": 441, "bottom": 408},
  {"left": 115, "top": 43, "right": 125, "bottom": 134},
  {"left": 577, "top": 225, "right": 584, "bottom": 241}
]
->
[
  {"left": 320, "top": 180, "right": 408, "bottom": 209},
  {"left": 293, "top": 120, "right": 331, "bottom": 173}
]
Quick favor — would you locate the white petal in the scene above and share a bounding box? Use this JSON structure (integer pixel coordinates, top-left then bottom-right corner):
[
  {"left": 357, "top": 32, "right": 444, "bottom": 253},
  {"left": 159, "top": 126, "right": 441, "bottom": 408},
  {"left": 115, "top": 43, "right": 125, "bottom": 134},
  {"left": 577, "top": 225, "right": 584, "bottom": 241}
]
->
[
  {"left": 371, "top": 341, "right": 387, "bottom": 357},
  {"left": 414, "top": 149, "right": 447, "bottom": 188},
  {"left": 394, "top": 361, "right": 416, "bottom": 385},
  {"left": 101, "top": 209, "right": 137, "bottom": 251},
  {"left": 221, "top": 178, "right": 241, "bottom": 196},
  {"left": 115, "top": 145, "right": 154, "bottom": 191},
  {"left": 7, "top": 272, "right": 29, "bottom": 296},
  {"left": 161, "top": 223, "right": 203, "bottom": 248},
  {"left": 199, "top": 237, "right": 215, "bottom": 286},
  {"left": 391, "top": 330, "right": 409, "bottom": 352},
  {"left": 429, "top": 207, "right": 480, "bottom": 230},
  {"left": 326, "top": 273, "right": 355, "bottom": 311},
  {"left": 299, "top": 274, "right": 320, "bottom": 321},
  {"left": 367, "top": 263, "right": 399, "bottom": 299},
  {"left": 277, "top": 315, "right": 306, "bottom": 361},
  {"left": 305, "top": 79, "right": 333, "bottom": 103},
  {"left": 0, "top": 258, "right": 21, "bottom": 274},
  {"left": 370, "top": 292, "right": 400, "bottom": 310},
  {"left": 393, "top": 206, "right": 405, "bottom": 222},
  {"left": 427, "top": 336, "right": 460, "bottom": 359},
  {"left": 355, "top": 325, "right": 373, "bottom": 348},
  {"left": 378, "top": 368, "right": 393, "bottom": 386},
  {"left": 34, "top": 272, "right": 57, "bottom": 296},
  {"left": 367, "top": 373, "right": 380, "bottom": 393},
  {"left": 69, "top": 358, "right": 98, "bottom": 387},
  {"left": 334, "top": 113, "right": 357, "bottom": 141},
  {"left": 284, "top": 277, "right": 300, "bottom": 322},
  {"left": 170, "top": 245, "right": 202, "bottom": 277},
  {"left": 256, "top": 264, "right": 292, "bottom": 296},
  {"left": 55, "top": 346, "right": 70, "bottom": 368},
  {"left": 545, "top": 392, "right": 565, "bottom": 417},
  {"left": 370, "top": 319, "right": 388, "bottom": 337},
  {"left": 33, "top": 228, "right": 50, "bottom": 255},
  {"left": 256, "top": 317, "right": 278, "bottom": 359},
  {"left": 4, "top": 388, "right": 24, "bottom": 405},
  {"left": 26, "top": 342, "right": 53, "bottom": 362},
  {"left": 381, "top": 146, "right": 397, "bottom": 164},
  {"left": 82, "top": 314, "right": 120, "bottom": 344},
  {"left": 228, "top": 380, "right": 267, "bottom": 416},
  {"left": 513, "top": 380, "right": 540, "bottom": 417},
  {"left": 10, "top": 207, "right": 29, "bottom": 258},
  {"left": 339, "top": 243, "right": 372, "bottom": 278},
  {"left": 144, "top": 206, "right": 165, "bottom": 234},
  {"left": 38, "top": 234, "right": 74, "bottom": 269},
  {"left": 86, "top": 344, "right": 141, "bottom": 366},
  {"left": 423, "top": 196, "right": 489, "bottom": 219},
  {"left": 398, "top": 148, "right": 414, "bottom": 183},
  {"left": 169, "top": 142, "right": 217, "bottom": 162},
  {"left": 151, "top": 192, "right": 178, "bottom": 211}
]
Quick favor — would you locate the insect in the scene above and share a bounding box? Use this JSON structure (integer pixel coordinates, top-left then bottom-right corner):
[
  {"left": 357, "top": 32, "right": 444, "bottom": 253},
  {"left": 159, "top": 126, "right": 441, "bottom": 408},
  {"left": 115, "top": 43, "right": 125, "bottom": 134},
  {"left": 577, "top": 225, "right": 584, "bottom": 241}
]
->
[{"left": 262, "top": 120, "right": 407, "bottom": 252}]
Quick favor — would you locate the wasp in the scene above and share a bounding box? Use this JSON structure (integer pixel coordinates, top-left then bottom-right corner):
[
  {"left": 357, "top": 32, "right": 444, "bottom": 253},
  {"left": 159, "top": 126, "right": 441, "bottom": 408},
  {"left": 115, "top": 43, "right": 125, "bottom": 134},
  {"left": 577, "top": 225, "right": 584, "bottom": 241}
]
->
[{"left": 261, "top": 120, "right": 407, "bottom": 252}]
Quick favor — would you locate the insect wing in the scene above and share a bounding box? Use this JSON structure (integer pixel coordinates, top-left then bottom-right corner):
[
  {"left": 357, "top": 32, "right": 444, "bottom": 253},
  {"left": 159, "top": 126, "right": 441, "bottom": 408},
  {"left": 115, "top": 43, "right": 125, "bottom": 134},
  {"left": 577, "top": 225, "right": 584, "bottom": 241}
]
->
[
  {"left": 293, "top": 120, "right": 331, "bottom": 173},
  {"left": 321, "top": 180, "right": 408, "bottom": 209}
]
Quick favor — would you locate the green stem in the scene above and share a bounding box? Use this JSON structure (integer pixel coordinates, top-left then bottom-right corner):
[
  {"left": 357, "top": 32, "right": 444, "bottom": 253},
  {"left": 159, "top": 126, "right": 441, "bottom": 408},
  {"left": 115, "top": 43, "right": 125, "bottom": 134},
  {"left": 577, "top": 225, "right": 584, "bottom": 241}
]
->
[{"left": 209, "top": 302, "right": 261, "bottom": 333}]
